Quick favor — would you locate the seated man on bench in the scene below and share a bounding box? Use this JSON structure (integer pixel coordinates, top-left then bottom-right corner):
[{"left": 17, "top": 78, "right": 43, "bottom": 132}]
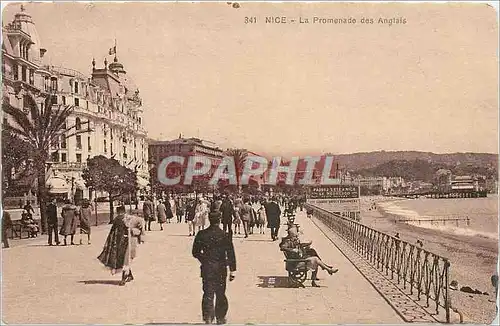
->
[
  {"left": 279, "top": 226, "right": 338, "bottom": 287},
  {"left": 21, "top": 210, "right": 39, "bottom": 238}
]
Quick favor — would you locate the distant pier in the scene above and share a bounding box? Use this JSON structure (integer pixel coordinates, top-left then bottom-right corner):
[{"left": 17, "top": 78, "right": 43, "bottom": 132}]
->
[{"left": 386, "top": 190, "right": 488, "bottom": 199}]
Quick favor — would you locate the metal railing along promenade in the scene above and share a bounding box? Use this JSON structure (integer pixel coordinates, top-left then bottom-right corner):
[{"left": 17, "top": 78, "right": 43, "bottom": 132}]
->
[{"left": 305, "top": 203, "right": 453, "bottom": 323}]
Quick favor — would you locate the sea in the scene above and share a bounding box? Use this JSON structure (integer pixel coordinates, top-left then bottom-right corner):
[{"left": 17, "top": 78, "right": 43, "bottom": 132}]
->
[{"left": 376, "top": 195, "right": 499, "bottom": 240}]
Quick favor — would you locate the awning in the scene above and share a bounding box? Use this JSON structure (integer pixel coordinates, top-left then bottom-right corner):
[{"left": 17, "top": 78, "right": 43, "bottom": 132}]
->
[
  {"left": 46, "top": 177, "right": 70, "bottom": 194},
  {"left": 74, "top": 178, "right": 86, "bottom": 190},
  {"left": 137, "top": 175, "right": 149, "bottom": 189}
]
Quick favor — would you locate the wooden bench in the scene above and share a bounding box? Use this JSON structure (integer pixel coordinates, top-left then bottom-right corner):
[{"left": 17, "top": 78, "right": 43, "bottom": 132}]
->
[
  {"left": 10, "top": 219, "right": 40, "bottom": 239},
  {"left": 282, "top": 249, "right": 309, "bottom": 287}
]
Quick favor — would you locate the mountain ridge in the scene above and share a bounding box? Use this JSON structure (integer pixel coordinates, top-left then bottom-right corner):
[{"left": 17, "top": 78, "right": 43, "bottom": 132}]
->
[{"left": 327, "top": 150, "right": 498, "bottom": 171}]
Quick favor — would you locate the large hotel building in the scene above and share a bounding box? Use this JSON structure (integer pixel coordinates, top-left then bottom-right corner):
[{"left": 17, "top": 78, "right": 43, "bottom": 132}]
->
[{"left": 2, "top": 7, "right": 149, "bottom": 201}]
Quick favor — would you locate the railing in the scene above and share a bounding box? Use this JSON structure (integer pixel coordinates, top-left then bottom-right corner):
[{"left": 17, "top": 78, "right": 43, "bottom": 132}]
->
[{"left": 305, "top": 203, "right": 452, "bottom": 323}]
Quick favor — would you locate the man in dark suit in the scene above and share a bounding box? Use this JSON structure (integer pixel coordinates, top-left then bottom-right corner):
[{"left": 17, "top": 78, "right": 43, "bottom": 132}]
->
[
  {"left": 192, "top": 211, "right": 236, "bottom": 325},
  {"left": 46, "top": 198, "right": 60, "bottom": 246},
  {"left": 219, "top": 196, "right": 235, "bottom": 240},
  {"left": 2, "top": 210, "right": 12, "bottom": 248},
  {"left": 265, "top": 197, "right": 281, "bottom": 241}
]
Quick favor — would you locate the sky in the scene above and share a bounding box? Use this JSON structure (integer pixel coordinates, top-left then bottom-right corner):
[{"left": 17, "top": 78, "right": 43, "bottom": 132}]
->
[{"left": 2, "top": 2, "right": 498, "bottom": 155}]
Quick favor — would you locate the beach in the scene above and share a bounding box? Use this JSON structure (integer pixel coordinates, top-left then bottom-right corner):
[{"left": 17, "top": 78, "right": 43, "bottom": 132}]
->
[{"left": 360, "top": 196, "right": 498, "bottom": 324}]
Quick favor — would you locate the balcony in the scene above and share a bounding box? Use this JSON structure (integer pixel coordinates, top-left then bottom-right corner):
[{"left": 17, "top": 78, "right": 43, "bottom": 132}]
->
[
  {"left": 50, "top": 161, "right": 87, "bottom": 171},
  {"left": 43, "top": 65, "right": 86, "bottom": 80}
]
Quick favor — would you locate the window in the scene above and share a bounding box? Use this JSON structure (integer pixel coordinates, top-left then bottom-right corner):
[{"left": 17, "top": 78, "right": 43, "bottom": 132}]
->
[
  {"left": 50, "top": 77, "right": 58, "bottom": 92},
  {"left": 51, "top": 95, "right": 58, "bottom": 105},
  {"left": 76, "top": 135, "right": 82, "bottom": 150},
  {"left": 62, "top": 96, "right": 66, "bottom": 105},
  {"left": 44, "top": 77, "right": 50, "bottom": 91},
  {"left": 86, "top": 101, "right": 89, "bottom": 110},
  {"left": 22, "top": 95, "right": 30, "bottom": 113},
  {"left": 75, "top": 117, "right": 81, "bottom": 130},
  {"left": 51, "top": 151, "right": 59, "bottom": 162},
  {"left": 61, "top": 153, "right": 67, "bottom": 162},
  {"left": 29, "top": 69, "right": 34, "bottom": 85},
  {"left": 104, "top": 140, "right": 107, "bottom": 153},
  {"left": 76, "top": 153, "right": 82, "bottom": 163},
  {"left": 60, "top": 136, "right": 67, "bottom": 149},
  {"left": 74, "top": 98, "right": 80, "bottom": 107},
  {"left": 74, "top": 81, "right": 79, "bottom": 94},
  {"left": 51, "top": 137, "right": 59, "bottom": 149},
  {"left": 88, "top": 136, "right": 91, "bottom": 151},
  {"left": 111, "top": 143, "right": 113, "bottom": 155},
  {"left": 22, "top": 66, "right": 27, "bottom": 82}
]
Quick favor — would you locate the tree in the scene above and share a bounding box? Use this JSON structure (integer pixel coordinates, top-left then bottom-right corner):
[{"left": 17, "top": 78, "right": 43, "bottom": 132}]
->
[
  {"left": 225, "top": 148, "right": 248, "bottom": 190},
  {"left": 1, "top": 128, "right": 32, "bottom": 195},
  {"left": 82, "top": 155, "right": 138, "bottom": 223},
  {"left": 2, "top": 93, "right": 90, "bottom": 233}
]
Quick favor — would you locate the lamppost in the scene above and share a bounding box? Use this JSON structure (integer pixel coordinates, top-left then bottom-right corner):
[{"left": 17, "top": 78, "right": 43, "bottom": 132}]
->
[
  {"left": 134, "top": 165, "right": 139, "bottom": 210},
  {"left": 147, "top": 159, "right": 156, "bottom": 198},
  {"left": 71, "top": 175, "right": 75, "bottom": 203}
]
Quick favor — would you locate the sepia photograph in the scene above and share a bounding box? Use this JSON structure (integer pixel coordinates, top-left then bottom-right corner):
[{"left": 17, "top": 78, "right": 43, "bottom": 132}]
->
[{"left": 1, "top": 1, "right": 498, "bottom": 325}]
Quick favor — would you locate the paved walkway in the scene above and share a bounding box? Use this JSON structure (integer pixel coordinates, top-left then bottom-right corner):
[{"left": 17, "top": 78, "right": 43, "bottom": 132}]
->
[{"left": 2, "top": 210, "right": 403, "bottom": 324}]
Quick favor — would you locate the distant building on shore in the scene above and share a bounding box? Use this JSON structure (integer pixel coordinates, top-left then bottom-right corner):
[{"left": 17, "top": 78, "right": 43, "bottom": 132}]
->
[
  {"left": 450, "top": 175, "right": 486, "bottom": 192},
  {"left": 148, "top": 136, "right": 224, "bottom": 193}
]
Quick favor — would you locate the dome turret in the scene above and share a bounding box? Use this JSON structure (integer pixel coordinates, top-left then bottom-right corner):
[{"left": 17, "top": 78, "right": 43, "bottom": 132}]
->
[
  {"left": 11, "top": 5, "right": 43, "bottom": 65},
  {"left": 109, "top": 56, "right": 126, "bottom": 74}
]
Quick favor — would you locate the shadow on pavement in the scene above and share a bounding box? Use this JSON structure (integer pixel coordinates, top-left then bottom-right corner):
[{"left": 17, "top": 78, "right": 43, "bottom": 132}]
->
[
  {"left": 78, "top": 280, "right": 123, "bottom": 286},
  {"left": 144, "top": 323, "right": 206, "bottom": 325},
  {"left": 257, "top": 276, "right": 296, "bottom": 288},
  {"left": 244, "top": 239, "right": 273, "bottom": 242}
]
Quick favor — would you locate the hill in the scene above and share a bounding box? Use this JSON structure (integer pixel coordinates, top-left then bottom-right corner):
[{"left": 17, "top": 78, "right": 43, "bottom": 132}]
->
[
  {"left": 353, "top": 159, "right": 498, "bottom": 182},
  {"left": 330, "top": 151, "right": 497, "bottom": 172}
]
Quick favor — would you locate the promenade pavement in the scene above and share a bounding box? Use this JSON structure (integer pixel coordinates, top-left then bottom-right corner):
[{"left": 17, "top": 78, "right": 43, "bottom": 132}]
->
[{"left": 2, "top": 209, "right": 403, "bottom": 324}]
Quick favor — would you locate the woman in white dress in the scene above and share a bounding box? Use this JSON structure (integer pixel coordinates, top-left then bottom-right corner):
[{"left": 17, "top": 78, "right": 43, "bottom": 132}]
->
[
  {"left": 168, "top": 196, "right": 176, "bottom": 222},
  {"left": 194, "top": 197, "right": 209, "bottom": 233}
]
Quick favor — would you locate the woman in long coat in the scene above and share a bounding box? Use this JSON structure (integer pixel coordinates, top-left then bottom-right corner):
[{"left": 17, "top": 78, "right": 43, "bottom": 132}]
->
[
  {"left": 257, "top": 204, "right": 267, "bottom": 234},
  {"left": 142, "top": 197, "right": 155, "bottom": 231},
  {"left": 156, "top": 200, "right": 167, "bottom": 230},
  {"left": 168, "top": 196, "right": 176, "bottom": 222},
  {"left": 185, "top": 199, "right": 197, "bottom": 236},
  {"left": 98, "top": 206, "right": 144, "bottom": 285},
  {"left": 239, "top": 201, "right": 252, "bottom": 238},
  {"left": 194, "top": 198, "right": 209, "bottom": 233},
  {"left": 60, "top": 201, "right": 78, "bottom": 245},
  {"left": 79, "top": 200, "right": 92, "bottom": 245},
  {"left": 165, "top": 198, "right": 174, "bottom": 223}
]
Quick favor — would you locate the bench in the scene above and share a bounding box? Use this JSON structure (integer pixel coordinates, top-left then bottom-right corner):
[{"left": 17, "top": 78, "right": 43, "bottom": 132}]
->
[
  {"left": 282, "top": 249, "right": 309, "bottom": 287},
  {"left": 10, "top": 219, "right": 40, "bottom": 239}
]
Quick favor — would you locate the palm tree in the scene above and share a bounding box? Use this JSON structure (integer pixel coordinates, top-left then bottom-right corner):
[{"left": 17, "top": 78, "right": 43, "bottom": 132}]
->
[
  {"left": 225, "top": 148, "right": 248, "bottom": 191},
  {"left": 3, "top": 93, "right": 91, "bottom": 233}
]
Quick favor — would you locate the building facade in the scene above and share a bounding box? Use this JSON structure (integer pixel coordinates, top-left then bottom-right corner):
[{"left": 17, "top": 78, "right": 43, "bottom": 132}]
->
[
  {"left": 2, "top": 6, "right": 149, "bottom": 201},
  {"left": 149, "top": 136, "right": 224, "bottom": 193}
]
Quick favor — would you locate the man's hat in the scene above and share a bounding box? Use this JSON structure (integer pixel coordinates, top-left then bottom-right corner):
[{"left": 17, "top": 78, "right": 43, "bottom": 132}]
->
[{"left": 208, "top": 211, "right": 221, "bottom": 224}]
